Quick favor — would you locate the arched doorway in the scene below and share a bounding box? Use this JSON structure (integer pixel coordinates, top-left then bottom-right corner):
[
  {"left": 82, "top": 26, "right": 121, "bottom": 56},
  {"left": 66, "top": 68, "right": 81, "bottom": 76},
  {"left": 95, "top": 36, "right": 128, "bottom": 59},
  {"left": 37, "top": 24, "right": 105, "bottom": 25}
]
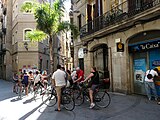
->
[
  {"left": 90, "top": 44, "right": 109, "bottom": 79},
  {"left": 128, "top": 30, "right": 160, "bottom": 95}
]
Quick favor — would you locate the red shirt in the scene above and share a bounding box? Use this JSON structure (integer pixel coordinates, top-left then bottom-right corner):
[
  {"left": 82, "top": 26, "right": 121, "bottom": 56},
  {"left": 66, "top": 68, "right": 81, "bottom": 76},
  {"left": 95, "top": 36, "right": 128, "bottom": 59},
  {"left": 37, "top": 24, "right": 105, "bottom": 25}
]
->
[{"left": 76, "top": 69, "right": 84, "bottom": 82}]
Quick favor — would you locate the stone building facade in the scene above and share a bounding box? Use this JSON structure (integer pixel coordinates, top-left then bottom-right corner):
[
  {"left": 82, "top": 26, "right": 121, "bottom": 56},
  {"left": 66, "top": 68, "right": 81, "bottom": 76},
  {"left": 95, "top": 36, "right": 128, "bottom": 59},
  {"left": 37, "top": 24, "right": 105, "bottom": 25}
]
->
[
  {"left": 0, "top": 0, "right": 12, "bottom": 80},
  {"left": 0, "top": 0, "right": 73, "bottom": 80},
  {"left": 72, "top": 0, "right": 160, "bottom": 94}
]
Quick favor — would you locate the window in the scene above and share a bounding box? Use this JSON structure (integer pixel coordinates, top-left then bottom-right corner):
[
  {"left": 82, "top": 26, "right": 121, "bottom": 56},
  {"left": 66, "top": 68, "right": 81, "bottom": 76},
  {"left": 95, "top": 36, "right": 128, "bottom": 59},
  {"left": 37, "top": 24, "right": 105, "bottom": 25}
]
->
[
  {"left": 23, "top": 29, "right": 32, "bottom": 41},
  {"left": 77, "top": 14, "right": 81, "bottom": 30}
]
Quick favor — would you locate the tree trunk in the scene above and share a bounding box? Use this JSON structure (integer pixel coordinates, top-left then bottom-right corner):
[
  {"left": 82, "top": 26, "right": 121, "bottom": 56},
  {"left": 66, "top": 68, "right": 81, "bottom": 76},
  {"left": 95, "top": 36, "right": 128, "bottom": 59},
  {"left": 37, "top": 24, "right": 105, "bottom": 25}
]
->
[{"left": 49, "top": 35, "right": 54, "bottom": 73}]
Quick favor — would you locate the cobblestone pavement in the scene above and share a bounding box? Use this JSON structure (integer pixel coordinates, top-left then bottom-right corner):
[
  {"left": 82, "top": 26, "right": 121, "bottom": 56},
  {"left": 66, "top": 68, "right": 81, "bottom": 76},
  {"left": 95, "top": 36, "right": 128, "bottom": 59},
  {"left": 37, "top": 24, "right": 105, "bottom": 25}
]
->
[{"left": 0, "top": 79, "right": 160, "bottom": 120}]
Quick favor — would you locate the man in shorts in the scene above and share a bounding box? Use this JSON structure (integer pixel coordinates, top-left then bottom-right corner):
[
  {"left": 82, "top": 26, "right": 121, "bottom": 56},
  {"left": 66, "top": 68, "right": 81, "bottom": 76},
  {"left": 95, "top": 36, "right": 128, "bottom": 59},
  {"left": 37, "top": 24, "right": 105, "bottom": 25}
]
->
[{"left": 52, "top": 65, "right": 66, "bottom": 111}]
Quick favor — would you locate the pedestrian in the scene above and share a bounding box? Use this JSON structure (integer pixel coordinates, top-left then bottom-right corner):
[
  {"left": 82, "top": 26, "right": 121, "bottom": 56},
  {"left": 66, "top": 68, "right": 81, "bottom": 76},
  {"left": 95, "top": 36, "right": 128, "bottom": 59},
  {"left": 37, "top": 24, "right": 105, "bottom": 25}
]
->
[
  {"left": 52, "top": 65, "right": 66, "bottom": 111},
  {"left": 81, "top": 66, "right": 99, "bottom": 109},
  {"left": 12, "top": 73, "right": 19, "bottom": 93},
  {"left": 144, "top": 68, "right": 158, "bottom": 101}
]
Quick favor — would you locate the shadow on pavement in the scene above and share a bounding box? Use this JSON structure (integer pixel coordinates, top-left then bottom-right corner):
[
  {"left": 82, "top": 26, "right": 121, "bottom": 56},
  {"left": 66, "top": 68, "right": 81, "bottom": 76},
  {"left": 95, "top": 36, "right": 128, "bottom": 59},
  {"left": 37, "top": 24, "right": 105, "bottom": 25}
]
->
[
  {"left": 18, "top": 101, "right": 45, "bottom": 120},
  {"left": 0, "top": 80, "right": 18, "bottom": 102},
  {"left": 37, "top": 106, "right": 76, "bottom": 120},
  {"left": 10, "top": 97, "right": 22, "bottom": 102}
]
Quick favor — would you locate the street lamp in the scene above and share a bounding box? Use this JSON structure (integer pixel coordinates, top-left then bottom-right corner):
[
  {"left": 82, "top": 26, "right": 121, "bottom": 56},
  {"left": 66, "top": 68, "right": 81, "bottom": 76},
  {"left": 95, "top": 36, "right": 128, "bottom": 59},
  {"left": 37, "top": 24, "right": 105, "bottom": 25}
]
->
[{"left": 24, "top": 42, "right": 28, "bottom": 50}]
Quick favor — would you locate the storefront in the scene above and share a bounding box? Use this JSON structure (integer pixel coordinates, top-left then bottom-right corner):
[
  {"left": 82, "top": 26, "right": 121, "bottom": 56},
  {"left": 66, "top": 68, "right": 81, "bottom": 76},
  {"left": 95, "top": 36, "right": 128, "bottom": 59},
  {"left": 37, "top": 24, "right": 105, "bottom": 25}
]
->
[{"left": 128, "top": 30, "right": 160, "bottom": 95}]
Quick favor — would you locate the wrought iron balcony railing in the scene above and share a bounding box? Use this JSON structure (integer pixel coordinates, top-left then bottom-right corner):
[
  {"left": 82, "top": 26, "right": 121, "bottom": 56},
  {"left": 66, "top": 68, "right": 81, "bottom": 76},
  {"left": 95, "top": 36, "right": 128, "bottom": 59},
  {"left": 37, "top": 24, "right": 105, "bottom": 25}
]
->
[{"left": 80, "top": 0, "right": 160, "bottom": 38}]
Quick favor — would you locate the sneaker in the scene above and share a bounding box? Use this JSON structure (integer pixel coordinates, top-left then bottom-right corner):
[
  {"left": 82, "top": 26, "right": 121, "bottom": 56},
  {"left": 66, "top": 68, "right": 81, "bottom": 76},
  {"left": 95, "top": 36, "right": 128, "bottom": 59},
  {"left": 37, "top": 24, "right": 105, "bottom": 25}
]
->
[{"left": 89, "top": 103, "right": 95, "bottom": 109}]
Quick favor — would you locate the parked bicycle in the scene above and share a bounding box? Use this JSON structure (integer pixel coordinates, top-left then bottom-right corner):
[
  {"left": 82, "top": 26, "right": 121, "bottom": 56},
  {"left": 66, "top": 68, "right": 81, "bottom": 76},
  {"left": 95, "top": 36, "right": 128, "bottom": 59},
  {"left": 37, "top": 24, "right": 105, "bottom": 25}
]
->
[
  {"left": 73, "top": 83, "right": 111, "bottom": 108},
  {"left": 42, "top": 86, "right": 75, "bottom": 111}
]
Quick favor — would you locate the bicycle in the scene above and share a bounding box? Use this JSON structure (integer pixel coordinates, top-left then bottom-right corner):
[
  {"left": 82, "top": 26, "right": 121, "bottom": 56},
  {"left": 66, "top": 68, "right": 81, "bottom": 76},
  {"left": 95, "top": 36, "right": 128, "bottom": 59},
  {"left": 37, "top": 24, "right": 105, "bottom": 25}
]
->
[
  {"left": 33, "top": 83, "right": 43, "bottom": 99},
  {"left": 73, "top": 83, "right": 111, "bottom": 108},
  {"left": 42, "top": 86, "right": 75, "bottom": 111}
]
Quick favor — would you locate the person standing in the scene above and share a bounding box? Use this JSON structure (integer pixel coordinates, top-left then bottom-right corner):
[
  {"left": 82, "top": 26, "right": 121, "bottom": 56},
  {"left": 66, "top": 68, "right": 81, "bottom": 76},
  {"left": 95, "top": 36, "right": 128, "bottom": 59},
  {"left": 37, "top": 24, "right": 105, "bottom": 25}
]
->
[
  {"left": 52, "top": 65, "right": 66, "bottom": 111},
  {"left": 144, "top": 68, "right": 158, "bottom": 101},
  {"left": 12, "top": 73, "right": 19, "bottom": 93}
]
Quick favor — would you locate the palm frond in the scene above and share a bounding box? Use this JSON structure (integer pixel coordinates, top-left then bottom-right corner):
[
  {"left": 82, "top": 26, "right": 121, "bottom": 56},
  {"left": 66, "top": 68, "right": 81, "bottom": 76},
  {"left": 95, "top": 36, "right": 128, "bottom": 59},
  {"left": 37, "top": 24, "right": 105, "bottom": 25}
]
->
[{"left": 26, "top": 30, "right": 48, "bottom": 42}]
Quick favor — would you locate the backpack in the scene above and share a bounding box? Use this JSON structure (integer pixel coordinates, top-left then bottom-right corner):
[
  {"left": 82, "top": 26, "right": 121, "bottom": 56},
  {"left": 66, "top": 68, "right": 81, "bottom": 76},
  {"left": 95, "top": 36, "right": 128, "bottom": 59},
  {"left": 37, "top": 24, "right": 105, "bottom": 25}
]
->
[{"left": 147, "top": 70, "right": 153, "bottom": 79}]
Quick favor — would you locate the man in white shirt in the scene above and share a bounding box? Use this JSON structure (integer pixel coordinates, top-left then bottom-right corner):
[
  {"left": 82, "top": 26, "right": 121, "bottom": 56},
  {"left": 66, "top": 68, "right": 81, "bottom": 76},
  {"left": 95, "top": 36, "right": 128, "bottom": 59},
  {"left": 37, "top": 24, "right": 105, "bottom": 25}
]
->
[
  {"left": 52, "top": 65, "right": 66, "bottom": 111},
  {"left": 144, "top": 68, "right": 158, "bottom": 101}
]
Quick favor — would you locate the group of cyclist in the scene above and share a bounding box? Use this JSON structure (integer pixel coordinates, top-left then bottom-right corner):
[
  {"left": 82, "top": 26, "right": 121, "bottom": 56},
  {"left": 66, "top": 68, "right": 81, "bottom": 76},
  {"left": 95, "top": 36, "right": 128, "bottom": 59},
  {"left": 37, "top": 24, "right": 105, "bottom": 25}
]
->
[
  {"left": 13, "top": 65, "right": 107, "bottom": 111},
  {"left": 51, "top": 65, "right": 101, "bottom": 111},
  {"left": 12, "top": 70, "right": 49, "bottom": 96}
]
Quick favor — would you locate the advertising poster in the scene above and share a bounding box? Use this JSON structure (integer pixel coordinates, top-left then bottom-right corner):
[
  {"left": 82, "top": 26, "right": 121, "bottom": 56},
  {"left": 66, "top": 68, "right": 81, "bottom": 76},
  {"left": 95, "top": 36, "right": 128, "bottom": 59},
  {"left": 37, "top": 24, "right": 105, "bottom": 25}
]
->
[{"left": 134, "top": 59, "right": 146, "bottom": 82}]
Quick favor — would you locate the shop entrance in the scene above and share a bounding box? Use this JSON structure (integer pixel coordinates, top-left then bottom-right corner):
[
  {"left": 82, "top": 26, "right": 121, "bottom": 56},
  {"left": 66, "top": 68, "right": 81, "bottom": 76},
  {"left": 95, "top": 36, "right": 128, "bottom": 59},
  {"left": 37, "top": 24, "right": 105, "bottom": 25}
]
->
[
  {"left": 129, "top": 30, "right": 160, "bottom": 95},
  {"left": 91, "top": 44, "right": 109, "bottom": 78}
]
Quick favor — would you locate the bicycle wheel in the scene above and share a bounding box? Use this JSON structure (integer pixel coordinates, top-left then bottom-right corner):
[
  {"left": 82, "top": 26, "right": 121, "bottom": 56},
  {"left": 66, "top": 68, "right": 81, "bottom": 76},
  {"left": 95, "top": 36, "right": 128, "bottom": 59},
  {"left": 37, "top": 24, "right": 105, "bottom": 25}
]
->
[
  {"left": 42, "top": 90, "right": 57, "bottom": 107},
  {"left": 94, "top": 91, "right": 111, "bottom": 108},
  {"left": 62, "top": 94, "right": 75, "bottom": 111},
  {"left": 73, "top": 89, "right": 84, "bottom": 106}
]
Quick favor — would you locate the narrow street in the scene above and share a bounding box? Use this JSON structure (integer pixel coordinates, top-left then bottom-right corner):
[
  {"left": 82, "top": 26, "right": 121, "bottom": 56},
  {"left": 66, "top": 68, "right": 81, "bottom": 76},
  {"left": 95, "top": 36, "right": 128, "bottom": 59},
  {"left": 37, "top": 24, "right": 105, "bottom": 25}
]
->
[{"left": 0, "top": 79, "right": 160, "bottom": 120}]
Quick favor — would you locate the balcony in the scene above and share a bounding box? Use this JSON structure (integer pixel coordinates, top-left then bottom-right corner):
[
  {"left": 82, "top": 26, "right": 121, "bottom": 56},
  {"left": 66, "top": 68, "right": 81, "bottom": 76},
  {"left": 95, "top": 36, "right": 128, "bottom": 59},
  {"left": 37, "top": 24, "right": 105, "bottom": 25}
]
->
[{"left": 80, "top": 0, "right": 160, "bottom": 40}]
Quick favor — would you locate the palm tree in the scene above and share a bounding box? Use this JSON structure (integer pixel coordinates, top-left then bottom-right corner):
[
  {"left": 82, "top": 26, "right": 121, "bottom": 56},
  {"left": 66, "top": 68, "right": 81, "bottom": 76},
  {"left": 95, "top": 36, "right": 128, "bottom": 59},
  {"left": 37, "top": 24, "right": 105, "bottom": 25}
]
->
[{"left": 21, "top": 0, "right": 79, "bottom": 72}]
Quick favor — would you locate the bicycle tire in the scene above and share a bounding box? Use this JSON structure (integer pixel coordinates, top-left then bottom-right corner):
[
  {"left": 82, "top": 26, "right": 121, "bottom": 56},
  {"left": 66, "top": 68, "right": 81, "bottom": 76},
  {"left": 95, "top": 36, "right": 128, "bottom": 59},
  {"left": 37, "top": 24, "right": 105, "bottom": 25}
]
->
[
  {"left": 94, "top": 91, "right": 111, "bottom": 108},
  {"left": 62, "top": 94, "right": 75, "bottom": 111},
  {"left": 42, "top": 90, "right": 57, "bottom": 107},
  {"left": 73, "top": 89, "right": 84, "bottom": 106}
]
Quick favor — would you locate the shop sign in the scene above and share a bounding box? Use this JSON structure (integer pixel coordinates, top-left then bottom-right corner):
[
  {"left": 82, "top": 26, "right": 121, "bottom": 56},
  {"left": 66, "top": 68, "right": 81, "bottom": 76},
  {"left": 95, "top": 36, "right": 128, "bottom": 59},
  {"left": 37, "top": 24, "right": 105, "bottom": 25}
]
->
[
  {"left": 129, "top": 40, "right": 160, "bottom": 52},
  {"left": 116, "top": 42, "right": 124, "bottom": 52},
  {"left": 140, "top": 42, "right": 160, "bottom": 50},
  {"left": 152, "top": 60, "right": 160, "bottom": 66}
]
